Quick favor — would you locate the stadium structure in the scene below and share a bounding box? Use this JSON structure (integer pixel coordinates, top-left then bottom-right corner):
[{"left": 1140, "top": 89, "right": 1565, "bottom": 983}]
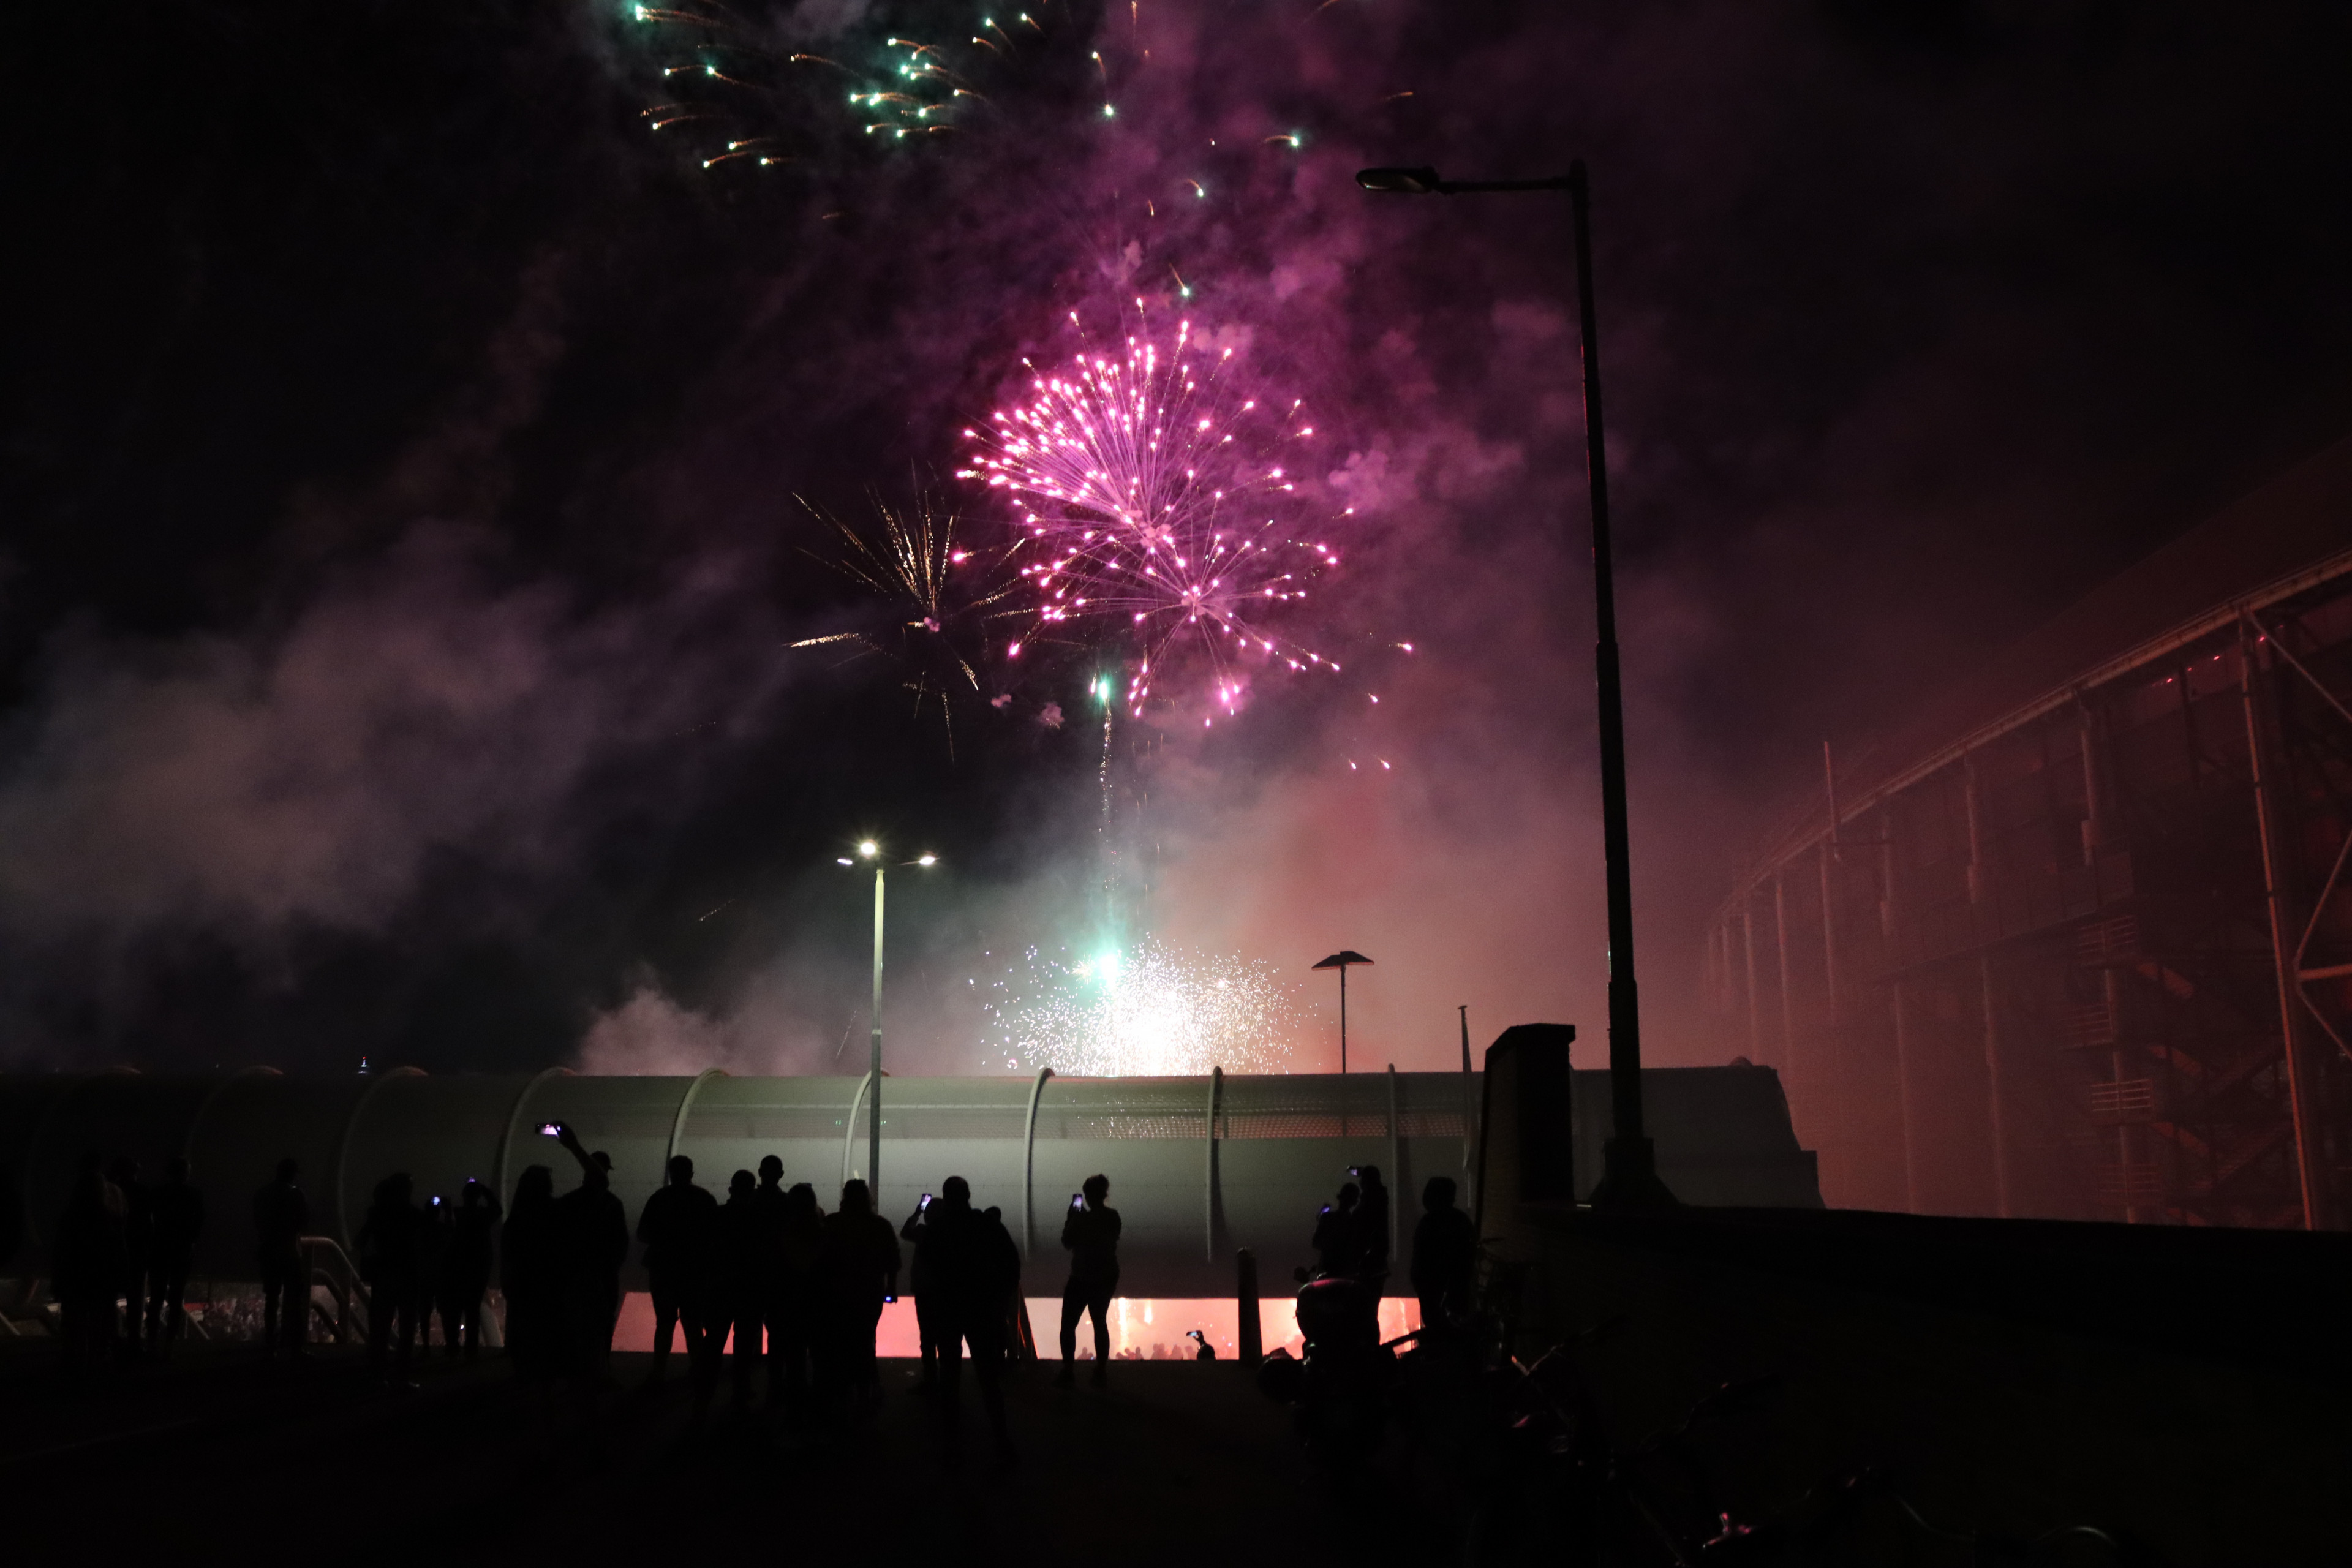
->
[{"left": 1705, "top": 436, "right": 2352, "bottom": 1228}]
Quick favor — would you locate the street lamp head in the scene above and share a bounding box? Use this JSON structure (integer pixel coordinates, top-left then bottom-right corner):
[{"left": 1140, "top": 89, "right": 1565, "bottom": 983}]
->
[
  {"left": 858, "top": 840, "right": 879, "bottom": 858},
  {"left": 1356, "top": 165, "right": 1443, "bottom": 195},
  {"left": 916, "top": 853, "right": 937, "bottom": 867}
]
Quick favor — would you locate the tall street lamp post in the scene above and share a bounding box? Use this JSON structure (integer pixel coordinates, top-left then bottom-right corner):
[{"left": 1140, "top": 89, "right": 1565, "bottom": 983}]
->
[
  {"left": 1358, "top": 160, "right": 1674, "bottom": 1209},
  {"left": 839, "top": 840, "right": 938, "bottom": 1199}
]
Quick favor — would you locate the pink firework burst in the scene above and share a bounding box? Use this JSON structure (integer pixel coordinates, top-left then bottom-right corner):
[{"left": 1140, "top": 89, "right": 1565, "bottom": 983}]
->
[{"left": 957, "top": 302, "right": 1349, "bottom": 720}]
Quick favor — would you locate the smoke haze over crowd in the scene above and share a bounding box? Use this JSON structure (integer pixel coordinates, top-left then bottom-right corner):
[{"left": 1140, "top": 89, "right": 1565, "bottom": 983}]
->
[{"left": 6, "top": 1, "right": 2351, "bottom": 1082}]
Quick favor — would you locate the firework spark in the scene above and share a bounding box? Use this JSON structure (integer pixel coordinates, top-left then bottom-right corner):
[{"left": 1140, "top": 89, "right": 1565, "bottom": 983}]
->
[
  {"left": 959, "top": 304, "right": 1350, "bottom": 720},
  {"left": 788, "top": 492, "right": 1025, "bottom": 753},
  {"left": 622, "top": 0, "right": 1104, "bottom": 177},
  {"left": 980, "top": 937, "right": 1302, "bottom": 1076}
]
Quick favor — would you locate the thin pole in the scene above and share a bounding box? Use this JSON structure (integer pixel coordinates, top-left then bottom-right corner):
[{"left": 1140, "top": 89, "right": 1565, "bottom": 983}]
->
[
  {"left": 2240, "top": 622, "right": 2328, "bottom": 1230},
  {"left": 1774, "top": 870, "right": 1796, "bottom": 1069},
  {"left": 1980, "top": 956, "right": 2012, "bottom": 1218},
  {"left": 1340, "top": 965, "right": 1349, "bottom": 1074},
  {"left": 1568, "top": 163, "right": 1665, "bottom": 1207},
  {"left": 869, "top": 864, "right": 884, "bottom": 1198},
  {"left": 1741, "top": 893, "right": 1761, "bottom": 1061},
  {"left": 1458, "top": 1005, "right": 1472, "bottom": 1074}
]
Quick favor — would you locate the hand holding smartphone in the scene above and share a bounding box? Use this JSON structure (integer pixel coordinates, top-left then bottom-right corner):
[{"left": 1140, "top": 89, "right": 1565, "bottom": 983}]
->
[
  {"left": 538, "top": 1121, "right": 562, "bottom": 1137},
  {"left": 919, "top": 1193, "right": 933, "bottom": 1211},
  {"left": 1071, "top": 1193, "right": 1085, "bottom": 1211}
]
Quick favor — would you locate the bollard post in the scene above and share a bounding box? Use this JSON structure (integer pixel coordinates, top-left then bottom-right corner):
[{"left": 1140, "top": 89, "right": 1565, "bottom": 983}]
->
[{"left": 1237, "top": 1248, "right": 1262, "bottom": 1365}]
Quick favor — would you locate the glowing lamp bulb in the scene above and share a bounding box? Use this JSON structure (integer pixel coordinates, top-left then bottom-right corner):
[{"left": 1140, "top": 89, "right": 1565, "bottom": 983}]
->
[
  {"left": 858, "top": 840, "right": 879, "bottom": 858},
  {"left": 917, "top": 854, "right": 938, "bottom": 867}
]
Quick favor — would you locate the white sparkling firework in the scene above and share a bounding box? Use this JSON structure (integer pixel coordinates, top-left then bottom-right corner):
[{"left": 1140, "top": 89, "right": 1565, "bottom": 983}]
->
[{"left": 980, "top": 937, "right": 1303, "bottom": 1076}]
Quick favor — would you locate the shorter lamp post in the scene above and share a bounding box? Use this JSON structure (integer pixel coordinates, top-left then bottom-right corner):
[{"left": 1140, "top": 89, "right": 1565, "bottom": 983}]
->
[
  {"left": 1312, "top": 951, "right": 1375, "bottom": 1074},
  {"left": 837, "top": 840, "right": 938, "bottom": 1197}
]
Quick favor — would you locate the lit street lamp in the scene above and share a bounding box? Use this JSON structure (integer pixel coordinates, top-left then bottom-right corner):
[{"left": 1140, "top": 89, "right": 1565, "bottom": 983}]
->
[
  {"left": 1358, "top": 159, "right": 1674, "bottom": 1208},
  {"left": 837, "top": 840, "right": 938, "bottom": 1198}
]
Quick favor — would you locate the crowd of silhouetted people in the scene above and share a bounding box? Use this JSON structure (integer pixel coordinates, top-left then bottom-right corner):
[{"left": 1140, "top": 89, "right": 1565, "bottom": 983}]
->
[
  {"left": 40, "top": 1123, "right": 1485, "bottom": 1460},
  {"left": 51, "top": 1152, "right": 206, "bottom": 1373}
]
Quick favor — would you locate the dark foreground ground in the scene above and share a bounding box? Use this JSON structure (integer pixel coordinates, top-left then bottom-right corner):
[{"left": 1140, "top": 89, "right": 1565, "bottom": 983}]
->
[{"left": 0, "top": 1342, "right": 1425, "bottom": 1566}]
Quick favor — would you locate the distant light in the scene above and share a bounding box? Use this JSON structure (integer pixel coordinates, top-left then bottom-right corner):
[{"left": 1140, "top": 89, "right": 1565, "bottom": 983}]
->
[
  {"left": 837, "top": 858, "right": 854, "bottom": 866},
  {"left": 1102, "top": 104, "right": 1116, "bottom": 118},
  {"left": 859, "top": 840, "right": 879, "bottom": 858},
  {"left": 918, "top": 854, "right": 938, "bottom": 867}
]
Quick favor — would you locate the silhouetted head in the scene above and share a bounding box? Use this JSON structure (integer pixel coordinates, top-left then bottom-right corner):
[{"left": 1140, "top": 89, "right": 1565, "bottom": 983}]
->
[
  {"left": 785, "top": 1182, "right": 816, "bottom": 1217},
  {"left": 1083, "top": 1174, "right": 1110, "bottom": 1206},
  {"left": 166, "top": 1156, "right": 190, "bottom": 1185},
  {"left": 758, "top": 1155, "right": 783, "bottom": 1185},
  {"left": 513, "top": 1166, "right": 554, "bottom": 1215},
  {"left": 276, "top": 1157, "right": 298, "bottom": 1183},
  {"left": 374, "top": 1172, "right": 413, "bottom": 1211},
  {"left": 586, "top": 1159, "right": 611, "bottom": 1192},
  {"left": 1337, "top": 1182, "right": 1360, "bottom": 1211},
  {"left": 839, "top": 1179, "right": 871, "bottom": 1216},
  {"left": 667, "top": 1155, "right": 693, "bottom": 1186},
  {"left": 1356, "top": 1164, "right": 1384, "bottom": 1193},
  {"left": 462, "top": 1179, "right": 486, "bottom": 1208},
  {"left": 1423, "top": 1175, "right": 1457, "bottom": 1212},
  {"left": 730, "top": 1170, "right": 755, "bottom": 1197},
  {"left": 941, "top": 1175, "right": 971, "bottom": 1208}
]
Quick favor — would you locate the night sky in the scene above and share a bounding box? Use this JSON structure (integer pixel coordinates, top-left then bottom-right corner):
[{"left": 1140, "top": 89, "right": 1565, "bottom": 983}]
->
[{"left": 6, "top": 1, "right": 2351, "bottom": 1078}]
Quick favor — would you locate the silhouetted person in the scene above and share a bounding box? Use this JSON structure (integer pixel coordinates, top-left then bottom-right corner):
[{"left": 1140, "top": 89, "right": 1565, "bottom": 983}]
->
[
  {"left": 358, "top": 1173, "right": 422, "bottom": 1386},
  {"left": 501, "top": 1166, "right": 560, "bottom": 1385},
  {"left": 54, "top": 1153, "right": 126, "bottom": 1379},
  {"left": 146, "top": 1157, "right": 205, "bottom": 1357},
  {"left": 417, "top": 1193, "right": 454, "bottom": 1353},
  {"left": 1311, "top": 1182, "right": 1362, "bottom": 1276},
  {"left": 1187, "top": 1329, "right": 1216, "bottom": 1361},
  {"left": 716, "top": 1169, "right": 773, "bottom": 1410},
  {"left": 773, "top": 1182, "right": 825, "bottom": 1408},
  {"left": 901, "top": 1190, "right": 944, "bottom": 1391},
  {"left": 818, "top": 1178, "right": 900, "bottom": 1411},
  {"left": 252, "top": 1158, "right": 311, "bottom": 1356},
  {"left": 551, "top": 1126, "right": 628, "bottom": 1385},
  {"left": 1411, "top": 1175, "right": 1477, "bottom": 1338},
  {"left": 1057, "top": 1173, "right": 1121, "bottom": 1387},
  {"left": 751, "top": 1156, "right": 792, "bottom": 1404},
  {"left": 445, "top": 1178, "right": 500, "bottom": 1359},
  {"left": 108, "top": 1158, "right": 150, "bottom": 1359},
  {"left": 636, "top": 1153, "right": 718, "bottom": 1393},
  {"left": 1352, "top": 1165, "right": 1392, "bottom": 1285},
  {"left": 929, "top": 1176, "right": 1019, "bottom": 1460}
]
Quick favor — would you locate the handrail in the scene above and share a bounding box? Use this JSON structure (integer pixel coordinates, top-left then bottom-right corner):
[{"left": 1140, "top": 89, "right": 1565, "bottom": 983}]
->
[{"left": 300, "top": 1234, "right": 369, "bottom": 1344}]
